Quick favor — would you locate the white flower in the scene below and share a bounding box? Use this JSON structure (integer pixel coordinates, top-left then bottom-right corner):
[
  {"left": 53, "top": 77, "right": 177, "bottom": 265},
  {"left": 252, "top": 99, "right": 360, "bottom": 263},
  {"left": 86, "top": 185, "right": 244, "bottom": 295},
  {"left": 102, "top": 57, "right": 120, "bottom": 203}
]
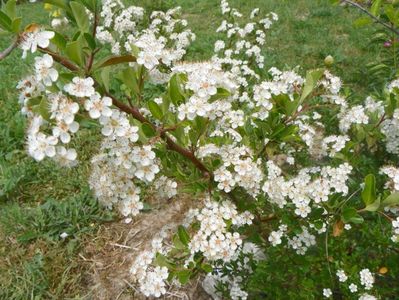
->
[
  {"left": 349, "top": 283, "right": 358, "bottom": 293},
  {"left": 60, "top": 232, "right": 68, "bottom": 239},
  {"left": 27, "top": 132, "right": 58, "bottom": 161},
  {"left": 336, "top": 269, "right": 348, "bottom": 282},
  {"left": 64, "top": 77, "right": 95, "bottom": 98},
  {"left": 84, "top": 93, "right": 113, "bottom": 119},
  {"left": 359, "top": 268, "right": 374, "bottom": 290},
  {"left": 54, "top": 146, "right": 78, "bottom": 167},
  {"left": 323, "top": 288, "right": 332, "bottom": 298},
  {"left": 99, "top": 109, "right": 130, "bottom": 138},
  {"left": 52, "top": 120, "right": 79, "bottom": 144},
  {"left": 359, "top": 294, "right": 377, "bottom": 300},
  {"left": 20, "top": 27, "right": 54, "bottom": 58},
  {"left": 34, "top": 54, "right": 58, "bottom": 86}
]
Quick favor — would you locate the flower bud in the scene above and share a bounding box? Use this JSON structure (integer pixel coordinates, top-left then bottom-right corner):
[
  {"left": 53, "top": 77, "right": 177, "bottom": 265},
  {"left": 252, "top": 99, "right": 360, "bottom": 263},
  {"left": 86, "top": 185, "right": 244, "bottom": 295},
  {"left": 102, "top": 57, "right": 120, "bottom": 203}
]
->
[{"left": 324, "top": 55, "right": 334, "bottom": 67}]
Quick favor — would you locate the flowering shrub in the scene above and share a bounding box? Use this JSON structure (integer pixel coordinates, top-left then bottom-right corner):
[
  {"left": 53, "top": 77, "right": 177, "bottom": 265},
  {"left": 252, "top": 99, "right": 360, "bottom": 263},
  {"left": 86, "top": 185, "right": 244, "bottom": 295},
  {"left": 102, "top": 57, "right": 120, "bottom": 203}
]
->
[{"left": 1, "top": 0, "right": 399, "bottom": 298}]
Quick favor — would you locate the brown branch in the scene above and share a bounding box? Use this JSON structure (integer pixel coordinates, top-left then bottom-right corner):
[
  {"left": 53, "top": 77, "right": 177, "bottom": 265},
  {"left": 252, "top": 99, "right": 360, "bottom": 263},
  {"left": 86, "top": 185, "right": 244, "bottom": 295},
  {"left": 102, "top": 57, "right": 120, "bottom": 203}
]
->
[
  {"left": 38, "top": 46, "right": 212, "bottom": 179},
  {"left": 0, "top": 38, "right": 19, "bottom": 61},
  {"left": 85, "top": 10, "right": 99, "bottom": 73},
  {"left": 38, "top": 47, "right": 79, "bottom": 72},
  {"left": 341, "top": 0, "right": 399, "bottom": 36}
]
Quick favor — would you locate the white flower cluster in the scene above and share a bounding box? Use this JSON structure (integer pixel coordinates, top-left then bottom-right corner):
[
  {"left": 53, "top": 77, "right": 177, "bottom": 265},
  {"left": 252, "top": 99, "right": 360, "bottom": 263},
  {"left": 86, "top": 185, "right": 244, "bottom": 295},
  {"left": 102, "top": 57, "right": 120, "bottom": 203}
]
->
[
  {"left": 387, "top": 78, "right": 399, "bottom": 93},
  {"left": 381, "top": 109, "right": 399, "bottom": 154},
  {"left": 321, "top": 135, "right": 350, "bottom": 157},
  {"left": 326, "top": 267, "right": 376, "bottom": 298},
  {"left": 202, "top": 242, "right": 265, "bottom": 300},
  {"left": 359, "top": 268, "right": 374, "bottom": 290},
  {"left": 186, "top": 200, "right": 253, "bottom": 262},
  {"left": 18, "top": 61, "right": 81, "bottom": 166},
  {"left": 215, "top": 1, "right": 278, "bottom": 86},
  {"left": 173, "top": 62, "right": 238, "bottom": 126},
  {"left": 130, "top": 233, "right": 169, "bottom": 298},
  {"left": 380, "top": 166, "right": 399, "bottom": 192},
  {"left": 89, "top": 141, "right": 160, "bottom": 216},
  {"left": 153, "top": 175, "right": 178, "bottom": 199},
  {"left": 391, "top": 217, "right": 399, "bottom": 242},
  {"left": 320, "top": 70, "right": 342, "bottom": 95},
  {"left": 339, "top": 105, "right": 369, "bottom": 133},
  {"left": 198, "top": 144, "right": 263, "bottom": 195},
  {"left": 336, "top": 269, "right": 348, "bottom": 282},
  {"left": 98, "top": 1, "right": 195, "bottom": 72},
  {"left": 287, "top": 226, "right": 316, "bottom": 255},
  {"left": 262, "top": 161, "right": 352, "bottom": 217},
  {"left": 251, "top": 68, "right": 304, "bottom": 120}
]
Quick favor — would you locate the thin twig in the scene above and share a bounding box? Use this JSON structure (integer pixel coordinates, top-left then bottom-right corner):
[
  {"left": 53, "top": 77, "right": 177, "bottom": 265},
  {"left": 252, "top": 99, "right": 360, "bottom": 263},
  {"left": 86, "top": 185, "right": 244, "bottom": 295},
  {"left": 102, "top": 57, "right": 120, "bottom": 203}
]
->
[
  {"left": 0, "top": 38, "right": 19, "bottom": 61},
  {"left": 341, "top": 0, "right": 399, "bottom": 36}
]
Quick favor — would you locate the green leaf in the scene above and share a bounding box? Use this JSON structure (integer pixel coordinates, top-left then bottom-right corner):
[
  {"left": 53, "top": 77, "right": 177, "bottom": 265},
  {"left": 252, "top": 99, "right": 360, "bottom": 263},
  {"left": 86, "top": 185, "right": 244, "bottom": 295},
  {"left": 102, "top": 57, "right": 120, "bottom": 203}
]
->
[
  {"left": 120, "top": 67, "right": 140, "bottom": 95},
  {"left": 370, "top": 0, "right": 382, "bottom": 16},
  {"left": 43, "top": 0, "right": 69, "bottom": 11},
  {"left": 51, "top": 31, "right": 67, "bottom": 50},
  {"left": 100, "top": 66, "right": 110, "bottom": 92},
  {"left": 11, "top": 17, "right": 21, "bottom": 33},
  {"left": 342, "top": 207, "right": 364, "bottom": 224},
  {"left": 148, "top": 100, "right": 163, "bottom": 120},
  {"left": 299, "top": 68, "right": 324, "bottom": 103},
  {"left": 70, "top": 1, "right": 89, "bottom": 32},
  {"left": 381, "top": 192, "right": 399, "bottom": 207},
  {"left": 3, "top": 0, "right": 16, "bottom": 19},
  {"left": 177, "top": 225, "right": 190, "bottom": 246},
  {"left": 66, "top": 39, "right": 83, "bottom": 66},
  {"left": 200, "top": 263, "right": 213, "bottom": 273},
  {"left": 169, "top": 74, "right": 185, "bottom": 106},
  {"left": 176, "top": 269, "right": 191, "bottom": 285},
  {"left": 365, "top": 196, "right": 380, "bottom": 212},
  {"left": 84, "top": 32, "right": 96, "bottom": 50},
  {"left": 141, "top": 123, "right": 156, "bottom": 138},
  {"left": 0, "top": 10, "right": 12, "bottom": 31},
  {"left": 361, "top": 174, "right": 376, "bottom": 206}
]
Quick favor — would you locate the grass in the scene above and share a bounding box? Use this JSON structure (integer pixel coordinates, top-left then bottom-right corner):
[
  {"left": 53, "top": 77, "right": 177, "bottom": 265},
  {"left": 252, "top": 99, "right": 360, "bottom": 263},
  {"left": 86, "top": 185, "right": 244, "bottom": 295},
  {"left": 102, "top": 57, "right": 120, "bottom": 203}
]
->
[{"left": 0, "top": 0, "right": 383, "bottom": 298}]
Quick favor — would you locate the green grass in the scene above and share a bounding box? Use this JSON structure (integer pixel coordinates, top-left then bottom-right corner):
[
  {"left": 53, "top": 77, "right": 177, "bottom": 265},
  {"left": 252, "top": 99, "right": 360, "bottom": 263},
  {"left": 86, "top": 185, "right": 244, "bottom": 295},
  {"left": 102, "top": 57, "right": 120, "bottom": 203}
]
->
[{"left": 0, "top": 0, "right": 384, "bottom": 298}]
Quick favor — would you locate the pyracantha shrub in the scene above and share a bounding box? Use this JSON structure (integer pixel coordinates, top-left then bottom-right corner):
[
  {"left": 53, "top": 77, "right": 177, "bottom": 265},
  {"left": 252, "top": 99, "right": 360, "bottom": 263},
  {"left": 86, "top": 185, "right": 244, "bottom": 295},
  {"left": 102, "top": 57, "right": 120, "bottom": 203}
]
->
[{"left": 1, "top": 0, "right": 399, "bottom": 298}]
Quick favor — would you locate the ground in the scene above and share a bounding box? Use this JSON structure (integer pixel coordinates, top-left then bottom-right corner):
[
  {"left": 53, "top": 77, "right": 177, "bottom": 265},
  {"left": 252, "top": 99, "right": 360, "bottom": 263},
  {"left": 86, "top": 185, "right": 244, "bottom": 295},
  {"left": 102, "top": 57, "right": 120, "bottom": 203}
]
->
[{"left": 0, "top": 0, "right": 382, "bottom": 299}]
